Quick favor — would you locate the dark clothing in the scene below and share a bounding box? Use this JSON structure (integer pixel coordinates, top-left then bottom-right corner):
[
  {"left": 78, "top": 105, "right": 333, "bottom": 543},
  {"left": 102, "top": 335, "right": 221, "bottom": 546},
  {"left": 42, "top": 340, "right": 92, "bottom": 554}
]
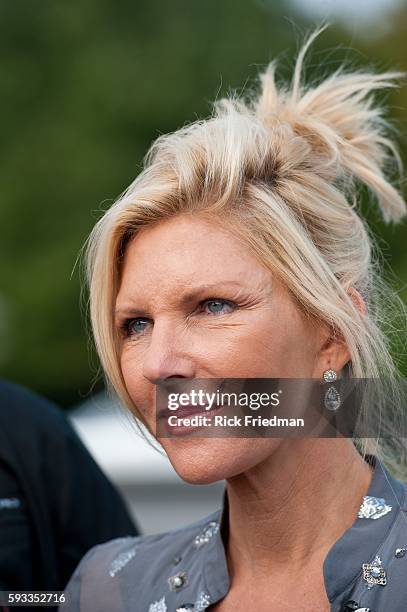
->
[{"left": 0, "top": 380, "right": 138, "bottom": 597}]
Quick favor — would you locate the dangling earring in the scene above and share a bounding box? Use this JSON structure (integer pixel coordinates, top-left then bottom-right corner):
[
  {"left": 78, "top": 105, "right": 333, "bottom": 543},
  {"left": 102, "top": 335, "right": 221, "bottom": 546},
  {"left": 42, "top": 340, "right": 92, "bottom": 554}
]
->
[{"left": 322, "top": 369, "right": 341, "bottom": 411}]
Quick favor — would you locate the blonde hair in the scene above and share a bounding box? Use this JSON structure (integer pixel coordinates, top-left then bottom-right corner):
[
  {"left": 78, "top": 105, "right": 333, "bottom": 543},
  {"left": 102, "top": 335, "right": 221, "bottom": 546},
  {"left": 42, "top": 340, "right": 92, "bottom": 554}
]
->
[{"left": 83, "top": 23, "right": 407, "bottom": 476}]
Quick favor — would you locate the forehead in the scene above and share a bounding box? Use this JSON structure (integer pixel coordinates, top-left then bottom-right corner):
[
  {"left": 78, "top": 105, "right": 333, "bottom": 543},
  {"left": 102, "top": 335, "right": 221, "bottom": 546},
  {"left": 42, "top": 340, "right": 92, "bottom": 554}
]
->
[{"left": 116, "top": 214, "right": 273, "bottom": 300}]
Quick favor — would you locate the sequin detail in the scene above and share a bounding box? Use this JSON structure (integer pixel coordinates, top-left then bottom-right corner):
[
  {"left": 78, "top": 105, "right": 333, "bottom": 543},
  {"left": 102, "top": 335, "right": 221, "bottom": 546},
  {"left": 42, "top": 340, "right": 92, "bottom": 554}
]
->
[
  {"left": 358, "top": 496, "right": 392, "bottom": 520},
  {"left": 362, "top": 555, "right": 387, "bottom": 589},
  {"left": 148, "top": 596, "right": 167, "bottom": 612},
  {"left": 168, "top": 571, "right": 188, "bottom": 592},
  {"left": 395, "top": 546, "right": 407, "bottom": 558},
  {"left": 108, "top": 547, "right": 137, "bottom": 577},
  {"left": 343, "top": 602, "right": 360, "bottom": 611},
  {"left": 194, "top": 591, "right": 212, "bottom": 611},
  {"left": 194, "top": 521, "right": 219, "bottom": 548}
]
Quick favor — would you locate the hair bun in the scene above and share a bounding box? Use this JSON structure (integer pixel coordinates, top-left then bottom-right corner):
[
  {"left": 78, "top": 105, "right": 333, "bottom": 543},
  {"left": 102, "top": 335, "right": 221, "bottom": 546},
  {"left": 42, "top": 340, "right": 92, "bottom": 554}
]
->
[{"left": 252, "top": 23, "right": 407, "bottom": 224}]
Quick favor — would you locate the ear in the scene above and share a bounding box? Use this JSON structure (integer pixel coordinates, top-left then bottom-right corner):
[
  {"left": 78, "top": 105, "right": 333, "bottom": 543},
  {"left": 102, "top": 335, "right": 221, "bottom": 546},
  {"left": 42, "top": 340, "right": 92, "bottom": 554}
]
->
[{"left": 314, "top": 287, "right": 366, "bottom": 376}]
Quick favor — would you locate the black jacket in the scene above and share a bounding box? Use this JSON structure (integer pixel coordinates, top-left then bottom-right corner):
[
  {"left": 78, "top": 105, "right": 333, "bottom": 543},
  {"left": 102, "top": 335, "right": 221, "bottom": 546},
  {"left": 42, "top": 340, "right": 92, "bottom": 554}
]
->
[{"left": 0, "top": 380, "right": 138, "bottom": 598}]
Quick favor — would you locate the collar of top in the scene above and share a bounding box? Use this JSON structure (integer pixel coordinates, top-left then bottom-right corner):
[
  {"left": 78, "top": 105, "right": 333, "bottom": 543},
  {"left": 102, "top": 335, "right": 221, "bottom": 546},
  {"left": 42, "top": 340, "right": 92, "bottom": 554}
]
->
[{"left": 193, "top": 454, "right": 407, "bottom": 609}]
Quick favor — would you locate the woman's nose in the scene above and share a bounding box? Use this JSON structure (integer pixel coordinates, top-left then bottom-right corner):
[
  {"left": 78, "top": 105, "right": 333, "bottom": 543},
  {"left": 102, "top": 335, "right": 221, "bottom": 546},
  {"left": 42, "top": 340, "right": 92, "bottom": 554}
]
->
[{"left": 141, "top": 320, "right": 196, "bottom": 384}]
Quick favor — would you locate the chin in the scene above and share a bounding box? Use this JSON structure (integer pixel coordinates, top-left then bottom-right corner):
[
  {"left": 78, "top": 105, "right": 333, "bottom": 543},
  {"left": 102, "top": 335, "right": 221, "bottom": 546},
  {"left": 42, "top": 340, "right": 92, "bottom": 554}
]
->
[{"left": 159, "top": 436, "right": 277, "bottom": 485}]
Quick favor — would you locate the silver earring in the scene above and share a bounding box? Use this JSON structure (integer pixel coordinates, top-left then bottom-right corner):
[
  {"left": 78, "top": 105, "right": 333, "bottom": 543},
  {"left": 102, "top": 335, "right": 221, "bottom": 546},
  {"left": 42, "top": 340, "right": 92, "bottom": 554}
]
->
[
  {"left": 323, "top": 368, "right": 337, "bottom": 382},
  {"left": 322, "top": 369, "right": 341, "bottom": 411}
]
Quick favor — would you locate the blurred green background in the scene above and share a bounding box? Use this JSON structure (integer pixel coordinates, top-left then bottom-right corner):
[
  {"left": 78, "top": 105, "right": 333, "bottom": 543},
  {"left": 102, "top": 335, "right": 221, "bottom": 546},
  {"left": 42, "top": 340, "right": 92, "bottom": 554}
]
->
[{"left": 0, "top": 0, "right": 406, "bottom": 408}]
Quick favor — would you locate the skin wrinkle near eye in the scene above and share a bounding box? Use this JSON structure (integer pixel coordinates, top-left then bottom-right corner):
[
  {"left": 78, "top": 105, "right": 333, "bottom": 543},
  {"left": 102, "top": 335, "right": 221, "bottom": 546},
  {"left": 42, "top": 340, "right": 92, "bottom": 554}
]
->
[
  {"left": 121, "top": 298, "right": 238, "bottom": 341},
  {"left": 114, "top": 280, "right": 267, "bottom": 319},
  {"left": 116, "top": 276, "right": 296, "bottom": 366},
  {"left": 114, "top": 284, "right": 270, "bottom": 335}
]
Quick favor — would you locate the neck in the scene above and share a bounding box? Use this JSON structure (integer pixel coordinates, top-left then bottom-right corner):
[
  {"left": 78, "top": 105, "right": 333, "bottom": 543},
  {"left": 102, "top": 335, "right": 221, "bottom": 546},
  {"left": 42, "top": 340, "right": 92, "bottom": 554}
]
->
[{"left": 224, "top": 439, "right": 374, "bottom": 583}]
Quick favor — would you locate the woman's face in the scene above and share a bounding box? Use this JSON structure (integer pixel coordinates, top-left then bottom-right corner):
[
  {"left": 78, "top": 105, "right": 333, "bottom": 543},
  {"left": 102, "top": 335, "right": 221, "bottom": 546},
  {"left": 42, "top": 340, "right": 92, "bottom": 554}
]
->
[{"left": 115, "top": 214, "right": 344, "bottom": 483}]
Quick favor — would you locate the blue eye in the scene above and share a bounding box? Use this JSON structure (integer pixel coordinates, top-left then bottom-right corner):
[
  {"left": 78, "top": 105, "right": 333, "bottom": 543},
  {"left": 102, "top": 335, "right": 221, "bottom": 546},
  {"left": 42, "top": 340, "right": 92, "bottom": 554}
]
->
[
  {"left": 122, "top": 318, "right": 150, "bottom": 337},
  {"left": 203, "top": 299, "right": 235, "bottom": 315}
]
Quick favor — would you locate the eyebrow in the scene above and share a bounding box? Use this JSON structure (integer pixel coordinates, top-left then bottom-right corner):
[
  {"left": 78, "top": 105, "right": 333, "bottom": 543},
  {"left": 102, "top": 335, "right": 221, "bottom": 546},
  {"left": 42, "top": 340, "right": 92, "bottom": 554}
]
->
[
  {"left": 114, "top": 306, "right": 150, "bottom": 319},
  {"left": 114, "top": 281, "right": 245, "bottom": 318}
]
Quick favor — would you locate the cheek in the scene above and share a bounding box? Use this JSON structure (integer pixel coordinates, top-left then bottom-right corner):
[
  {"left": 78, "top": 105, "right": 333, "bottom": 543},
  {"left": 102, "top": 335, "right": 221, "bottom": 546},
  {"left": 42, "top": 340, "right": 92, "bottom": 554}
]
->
[
  {"left": 219, "top": 313, "right": 282, "bottom": 372},
  {"left": 235, "top": 309, "right": 317, "bottom": 377},
  {"left": 120, "top": 350, "right": 153, "bottom": 417},
  {"left": 120, "top": 349, "right": 139, "bottom": 389}
]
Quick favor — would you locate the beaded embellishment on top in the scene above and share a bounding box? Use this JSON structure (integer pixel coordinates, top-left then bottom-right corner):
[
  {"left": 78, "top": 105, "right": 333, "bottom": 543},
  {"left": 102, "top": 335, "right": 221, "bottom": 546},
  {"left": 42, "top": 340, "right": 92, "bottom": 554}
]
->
[
  {"left": 358, "top": 496, "right": 392, "bottom": 520},
  {"left": 395, "top": 546, "right": 407, "bottom": 558},
  {"left": 148, "top": 596, "right": 167, "bottom": 612},
  {"left": 194, "top": 521, "right": 219, "bottom": 548},
  {"left": 194, "top": 591, "right": 212, "bottom": 611},
  {"left": 362, "top": 555, "right": 387, "bottom": 589},
  {"left": 108, "top": 547, "right": 137, "bottom": 577},
  {"left": 168, "top": 571, "right": 188, "bottom": 592}
]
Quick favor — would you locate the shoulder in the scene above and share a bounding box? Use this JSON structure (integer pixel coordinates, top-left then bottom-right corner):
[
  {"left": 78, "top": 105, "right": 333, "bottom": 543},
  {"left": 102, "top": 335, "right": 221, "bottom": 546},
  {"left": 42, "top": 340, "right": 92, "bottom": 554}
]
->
[
  {"left": 0, "top": 379, "right": 100, "bottom": 476},
  {"left": 63, "top": 510, "right": 222, "bottom": 611},
  {"left": 0, "top": 378, "right": 61, "bottom": 415},
  {"left": 0, "top": 378, "right": 72, "bottom": 439},
  {"left": 67, "top": 509, "right": 221, "bottom": 577}
]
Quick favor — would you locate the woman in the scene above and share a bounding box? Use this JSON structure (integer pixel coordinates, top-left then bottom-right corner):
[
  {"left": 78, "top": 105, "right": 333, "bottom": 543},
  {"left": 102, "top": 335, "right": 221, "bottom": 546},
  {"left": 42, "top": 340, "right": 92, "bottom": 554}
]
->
[{"left": 64, "top": 24, "right": 407, "bottom": 612}]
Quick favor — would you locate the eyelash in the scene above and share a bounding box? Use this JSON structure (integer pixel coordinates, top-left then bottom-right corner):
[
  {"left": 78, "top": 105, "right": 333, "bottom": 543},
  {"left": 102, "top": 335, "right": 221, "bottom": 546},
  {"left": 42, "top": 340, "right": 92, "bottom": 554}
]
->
[{"left": 119, "top": 298, "right": 237, "bottom": 338}]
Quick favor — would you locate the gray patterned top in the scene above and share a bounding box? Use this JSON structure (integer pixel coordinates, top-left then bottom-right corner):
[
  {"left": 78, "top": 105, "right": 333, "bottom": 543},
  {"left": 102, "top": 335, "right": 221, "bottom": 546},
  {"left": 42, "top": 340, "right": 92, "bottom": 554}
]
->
[{"left": 62, "top": 456, "right": 407, "bottom": 612}]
